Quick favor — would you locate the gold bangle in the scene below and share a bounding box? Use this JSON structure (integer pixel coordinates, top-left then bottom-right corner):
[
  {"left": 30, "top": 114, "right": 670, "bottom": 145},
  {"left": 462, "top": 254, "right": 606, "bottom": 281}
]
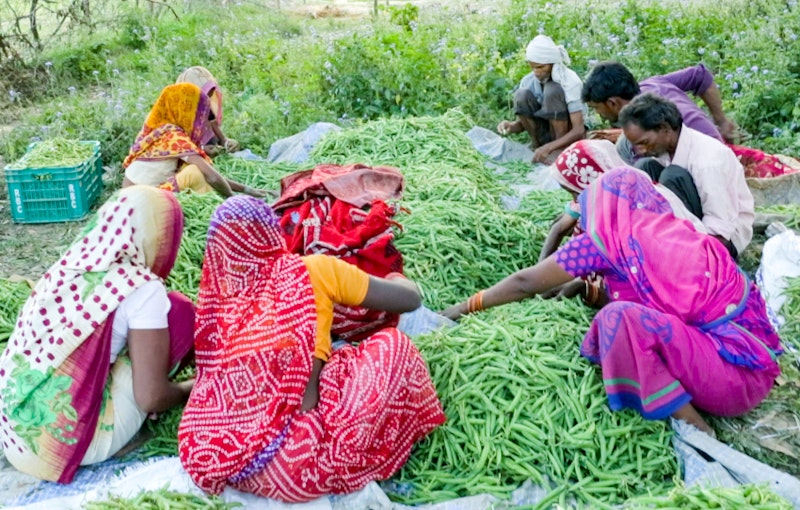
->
[{"left": 468, "top": 290, "right": 485, "bottom": 313}]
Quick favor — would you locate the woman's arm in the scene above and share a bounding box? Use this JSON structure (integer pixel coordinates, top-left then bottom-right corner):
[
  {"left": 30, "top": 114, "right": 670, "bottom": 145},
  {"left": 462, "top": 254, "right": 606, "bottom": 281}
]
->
[
  {"left": 127, "top": 328, "right": 194, "bottom": 414},
  {"left": 441, "top": 255, "right": 574, "bottom": 320},
  {"left": 184, "top": 155, "right": 234, "bottom": 197},
  {"left": 184, "top": 155, "right": 267, "bottom": 198},
  {"left": 539, "top": 213, "right": 578, "bottom": 262},
  {"left": 301, "top": 358, "right": 325, "bottom": 411},
  {"left": 360, "top": 273, "right": 422, "bottom": 313}
]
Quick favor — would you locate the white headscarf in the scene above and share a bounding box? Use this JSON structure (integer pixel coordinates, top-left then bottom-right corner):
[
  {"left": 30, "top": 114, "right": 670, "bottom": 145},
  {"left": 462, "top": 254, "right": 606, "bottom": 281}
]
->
[{"left": 525, "top": 35, "right": 584, "bottom": 106}]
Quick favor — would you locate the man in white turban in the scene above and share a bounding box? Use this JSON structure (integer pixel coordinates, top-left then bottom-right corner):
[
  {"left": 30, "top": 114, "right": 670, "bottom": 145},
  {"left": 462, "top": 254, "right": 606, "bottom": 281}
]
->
[{"left": 497, "top": 35, "right": 587, "bottom": 164}]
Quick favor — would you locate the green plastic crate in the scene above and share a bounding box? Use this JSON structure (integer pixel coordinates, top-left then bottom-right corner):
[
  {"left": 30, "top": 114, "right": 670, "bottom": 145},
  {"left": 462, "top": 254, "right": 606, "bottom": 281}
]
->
[{"left": 4, "top": 141, "right": 103, "bottom": 224}]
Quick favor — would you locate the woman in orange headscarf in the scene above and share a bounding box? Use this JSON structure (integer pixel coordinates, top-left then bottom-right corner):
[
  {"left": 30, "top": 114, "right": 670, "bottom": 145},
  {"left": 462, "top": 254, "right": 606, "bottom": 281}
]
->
[
  {"left": 122, "top": 83, "right": 263, "bottom": 197},
  {"left": 176, "top": 66, "right": 239, "bottom": 157}
]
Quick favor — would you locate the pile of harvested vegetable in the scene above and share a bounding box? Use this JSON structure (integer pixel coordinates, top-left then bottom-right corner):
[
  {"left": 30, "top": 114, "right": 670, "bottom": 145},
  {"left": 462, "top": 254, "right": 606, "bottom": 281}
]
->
[
  {"left": 622, "top": 483, "right": 794, "bottom": 509},
  {"left": 392, "top": 302, "right": 678, "bottom": 506},
  {"left": 5, "top": 138, "right": 97, "bottom": 170},
  {"left": 83, "top": 487, "right": 239, "bottom": 509},
  {"left": 0, "top": 111, "right": 799, "bottom": 508}
]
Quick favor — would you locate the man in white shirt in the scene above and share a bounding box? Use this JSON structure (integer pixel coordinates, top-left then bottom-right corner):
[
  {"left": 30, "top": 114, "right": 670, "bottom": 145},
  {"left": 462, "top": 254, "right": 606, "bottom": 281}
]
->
[{"left": 618, "top": 93, "right": 754, "bottom": 259}]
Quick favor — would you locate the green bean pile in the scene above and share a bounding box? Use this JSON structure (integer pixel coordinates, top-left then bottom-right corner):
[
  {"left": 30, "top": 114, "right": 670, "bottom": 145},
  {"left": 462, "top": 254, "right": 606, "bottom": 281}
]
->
[
  {"left": 779, "top": 276, "right": 800, "bottom": 351},
  {"left": 755, "top": 203, "right": 800, "bottom": 231},
  {"left": 303, "top": 109, "right": 566, "bottom": 309},
  {"left": 393, "top": 301, "right": 678, "bottom": 506},
  {"left": 622, "top": 483, "right": 793, "bottom": 509},
  {"left": 83, "top": 488, "right": 240, "bottom": 509},
  {"left": 214, "top": 158, "right": 300, "bottom": 192},
  {"left": 7, "top": 138, "right": 96, "bottom": 170},
  {"left": 165, "top": 192, "right": 223, "bottom": 301},
  {"left": 309, "top": 110, "right": 487, "bottom": 175},
  {"left": 395, "top": 198, "right": 559, "bottom": 310},
  {"left": 0, "top": 279, "right": 33, "bottom": 352}
]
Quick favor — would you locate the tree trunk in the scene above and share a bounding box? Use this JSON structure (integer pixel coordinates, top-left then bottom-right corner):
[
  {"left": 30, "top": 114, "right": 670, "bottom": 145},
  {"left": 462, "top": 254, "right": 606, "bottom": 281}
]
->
[{"left": 29, "top": 0, "right": 41, "bottom": 50}]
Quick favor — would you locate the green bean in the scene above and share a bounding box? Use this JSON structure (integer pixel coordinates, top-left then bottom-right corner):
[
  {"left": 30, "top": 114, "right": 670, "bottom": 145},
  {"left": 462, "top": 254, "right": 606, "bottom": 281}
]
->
[
  {"left": 623, "top": 483, "right": 793, "bottom": 509},
  {"left": 393, "top": 302, "right": 679, "bottom": 506},
  {"left": 0, "top": 279, "right": 33, "bottom": 352},
  {"left": 7, "top": 138, "right": 96, "bottom": 170},
  {"left": 82, "top": 486, "right": 242, "bottom": 509}
]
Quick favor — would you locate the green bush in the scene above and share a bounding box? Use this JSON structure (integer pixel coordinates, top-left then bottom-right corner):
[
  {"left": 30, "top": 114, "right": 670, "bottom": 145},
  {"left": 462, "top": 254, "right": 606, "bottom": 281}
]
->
[{"left": 4, "top": 0, "right": 800, "bottom": 168}]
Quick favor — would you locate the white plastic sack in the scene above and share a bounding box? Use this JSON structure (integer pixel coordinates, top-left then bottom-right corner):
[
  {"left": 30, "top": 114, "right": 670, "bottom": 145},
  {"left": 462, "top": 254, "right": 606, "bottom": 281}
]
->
[
  {"left": 671, "top": 420, "right": 800, "bottom": 507},
  {"left": 398, "top": 306, "right": 456, "bottom": 337},
  {"left": 267, "top": 122, "right": 341, "bottom": 164},
  {"left": 756, "top": 229, "right": 800, "bottom": 330},
  {"left": 466, "top": 126, "right": 534, "bottom": 164}
]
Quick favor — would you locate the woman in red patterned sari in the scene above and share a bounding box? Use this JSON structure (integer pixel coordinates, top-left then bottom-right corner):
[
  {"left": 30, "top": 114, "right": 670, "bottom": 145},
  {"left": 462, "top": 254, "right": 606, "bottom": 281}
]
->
[{"left": 178, "top": 196, "right": 445, "bottom": 502}]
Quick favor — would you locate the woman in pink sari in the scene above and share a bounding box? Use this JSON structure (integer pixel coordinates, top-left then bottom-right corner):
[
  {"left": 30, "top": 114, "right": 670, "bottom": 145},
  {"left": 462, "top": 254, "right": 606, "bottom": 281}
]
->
[
  {"left": 443, "top": 167, "right": 782, "bottom": 435},
  {"left": 179, "top": 196, "right": 444, "bottom": 502},
  {"left": 0, "top": 186, "right": 196, "bottom": 483}
]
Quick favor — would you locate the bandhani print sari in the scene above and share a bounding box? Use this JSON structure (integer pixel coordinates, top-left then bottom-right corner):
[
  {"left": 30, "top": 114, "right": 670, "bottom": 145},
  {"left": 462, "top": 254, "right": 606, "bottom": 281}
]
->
[
  {"left": 179, "top": 196, "right": 444, "bottom": 502},
  {"left": 0, "top": 186, "right": 184, "bottom": 483}
]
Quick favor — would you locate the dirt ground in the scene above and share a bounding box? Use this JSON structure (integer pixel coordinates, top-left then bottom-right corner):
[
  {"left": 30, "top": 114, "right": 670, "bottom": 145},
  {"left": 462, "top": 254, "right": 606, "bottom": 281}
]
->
[{"left": 0, "top": 171, "right": 110, "bottom": 280}]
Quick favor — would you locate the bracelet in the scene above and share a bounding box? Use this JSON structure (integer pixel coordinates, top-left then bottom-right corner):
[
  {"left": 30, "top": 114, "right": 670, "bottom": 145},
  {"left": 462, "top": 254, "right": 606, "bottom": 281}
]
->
[
  {"left": 243, "top": 185, "right": 254, "bottom": 195},
  {"left": 467, "top": 290, "right": 485, "bottom": 314},
  {"left": 582, "top": 279, "right": 602, "bottom": 307}
]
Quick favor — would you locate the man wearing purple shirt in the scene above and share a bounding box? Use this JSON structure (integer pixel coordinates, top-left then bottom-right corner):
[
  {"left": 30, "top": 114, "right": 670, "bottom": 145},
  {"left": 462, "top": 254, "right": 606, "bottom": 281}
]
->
[{"left": 580, "top": 61, "right": 741, "bottom": 163}]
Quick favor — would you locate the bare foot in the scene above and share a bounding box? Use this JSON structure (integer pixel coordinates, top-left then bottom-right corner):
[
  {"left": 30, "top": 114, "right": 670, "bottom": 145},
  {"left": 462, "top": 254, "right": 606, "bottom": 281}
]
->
[{"left": 672, "top": 402, "right": 716, "bottom": 438}]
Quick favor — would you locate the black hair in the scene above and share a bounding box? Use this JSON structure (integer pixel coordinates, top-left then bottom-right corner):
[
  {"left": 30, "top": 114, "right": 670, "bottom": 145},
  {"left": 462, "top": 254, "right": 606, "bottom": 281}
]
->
[
  {"left": 618, "top": 93, "right": 683, "bottom": 131},
  {"left": 581, "top": 61, "right": 641, "bottom": 103}
]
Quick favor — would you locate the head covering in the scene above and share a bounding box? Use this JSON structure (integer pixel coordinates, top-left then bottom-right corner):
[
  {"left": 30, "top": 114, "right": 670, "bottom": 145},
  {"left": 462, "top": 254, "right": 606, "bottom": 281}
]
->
[
  {"left": 525, "top": 35, "right": 584, "bottom": 106},
  {"left": 0, "top": 186, "right": 183, "bottom": 483},
  {"left": 176, "top": 66, "right": 223, "bottom": 144},
  {"left": 123, "top": 83, "right": 212, "bottom": 168},
  {"left": 179, "top": 196, "right": 318, "bottom": 495},
  {"left": 553, "top": 140, "right": 626, "bottom": 193},
  {"left": 526, "top": 35, "right": 570, "bottom": 65}
]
